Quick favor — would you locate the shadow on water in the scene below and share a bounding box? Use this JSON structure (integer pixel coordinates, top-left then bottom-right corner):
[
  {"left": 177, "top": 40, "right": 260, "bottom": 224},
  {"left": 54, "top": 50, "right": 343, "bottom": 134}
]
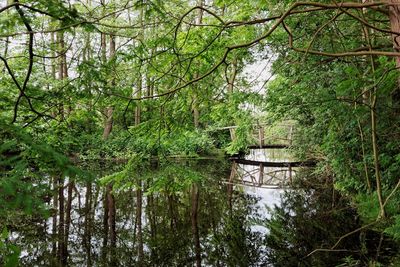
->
[{"left": 4, "top": 151, "right": 400, "bottom": 266}]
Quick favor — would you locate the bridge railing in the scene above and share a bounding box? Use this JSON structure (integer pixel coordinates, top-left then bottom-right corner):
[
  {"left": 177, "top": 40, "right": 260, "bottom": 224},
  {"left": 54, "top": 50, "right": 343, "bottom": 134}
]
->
[{"left": 208, "top": 122, "right": 297, "bottom": 148}]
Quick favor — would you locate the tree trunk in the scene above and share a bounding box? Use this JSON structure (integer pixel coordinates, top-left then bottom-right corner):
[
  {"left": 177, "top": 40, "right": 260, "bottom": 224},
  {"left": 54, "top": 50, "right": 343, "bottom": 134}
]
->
[
  {"left": 362, "top": 2, "right": 386, "bottom": 217},
  {"left": 101, "top": 32, "right": 107, "bottom": 63},
  {"left": 102, "top": 13, "right": 115, "bottom": 139},
  {"left": 52, "top": 175, "right": 58, "bottom": 256},
  {"left": 58, "top": 176, "right": 65, "bottom": 266},
  {"left": 51, "top": 32, "right": 56, "bottom": 80},
  {"left": 136, "top": 184, "right": 144, "bottom": 266},
  {"left": 64, "top": 180, "right": 74, "bottom": 261},
  {"left": 191, "top": 184, "right": 201, "bottom": 267},
  {"left": 227, "top": 57, "right": 237, "bottom": 94},
  {"left": 102, "top": 107, "right": 113, "bottom": 139},
  {"left": 371, "top": 95, "right": 386, "bottom": 218},
  {"left": 108, "top": 183, "right": 117, "bottom": 265},
  {"left": 389, "top": 0, "right": 400, "bottom": 68},
  {"left": 168, "top": 194, "right": 177, "bottom": 230},
  {"left": 389, "top": 0, "right": 400, "bottom": 103},
  {"left": 228, "top": 163, "right": 236, "bottom": 212},
  {"left": 147, "top": 192, "right": 158, "bottom": 263},
  {"left": 57, "top": 31, "right": 65, "bottom": 120},
  {"left": 135, "top": 1, "right": 145, "bottom": 126},
  {"left": 84, "top": 182, "right": 92, "bottom": 267},
  {"left": 102, "top": 186, "right": 110, "bottom": 262},
  {"left": 192, "top": 0, "right": 204, "bottom": 129}
]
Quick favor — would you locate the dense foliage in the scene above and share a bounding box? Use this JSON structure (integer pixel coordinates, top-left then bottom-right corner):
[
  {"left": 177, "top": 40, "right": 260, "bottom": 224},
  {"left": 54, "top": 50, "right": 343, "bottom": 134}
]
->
[{"left": 1, "top": 0, "right": 400, "bottom": 265}]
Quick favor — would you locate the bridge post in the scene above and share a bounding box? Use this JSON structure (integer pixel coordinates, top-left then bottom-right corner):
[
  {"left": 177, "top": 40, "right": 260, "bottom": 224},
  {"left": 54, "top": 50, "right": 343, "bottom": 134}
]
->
[
  {"left": 288, "top": 165, "right": 292, "bottom": 185},
  {"left": 229, "top": 128, "right": 236, "bottom": 142},
  {"left": 258, "top": 163, "right": 263, "bottom": 186},
  {"left": 288, "top": 125, "right": 293, "bottom": 146},
  {"left": 228, "top": 162, "right": 236, "bottom": 209},
  {"left": 258, "top": 127, "right": 264, "bottom": 148}
]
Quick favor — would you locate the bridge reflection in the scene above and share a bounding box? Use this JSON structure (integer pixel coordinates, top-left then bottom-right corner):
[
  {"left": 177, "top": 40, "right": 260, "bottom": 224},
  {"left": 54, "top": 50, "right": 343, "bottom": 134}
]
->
[{"left": 227, "top": 148, "right": 315, "bottom": 189}]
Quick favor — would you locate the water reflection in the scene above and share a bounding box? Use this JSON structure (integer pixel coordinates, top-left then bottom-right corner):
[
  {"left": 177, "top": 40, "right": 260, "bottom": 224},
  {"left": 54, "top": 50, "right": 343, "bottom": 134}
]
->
[
  {"left": 231, "top": 148, "right": 298, "bottom": 188},
  {"left": 5, "top": 151, "right": 398, "bottom": 266},
  {"left": 10, "top": 160, "right": 267, "bottom": 266}
]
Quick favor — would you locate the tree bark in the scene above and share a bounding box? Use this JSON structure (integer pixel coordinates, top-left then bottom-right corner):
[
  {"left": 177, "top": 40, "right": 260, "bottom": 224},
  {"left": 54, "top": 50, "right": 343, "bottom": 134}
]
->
[
  {"left": 389, "top": 0, "right": 400, "bottom": 67},
  {"left": 51, "top": 32, "right": 56, "bottom": 80},
  {"left": 227, "top": 57, "right": 237, "bottom": 94},
  {"left": 101, "top": 32, "right": 107, "bottom": 63},
  {"left": 102, "top": 106, "right": 113, "bottom": 139},
  {"left": 389, "top": 0, "right": 400, "bottom": 103}
]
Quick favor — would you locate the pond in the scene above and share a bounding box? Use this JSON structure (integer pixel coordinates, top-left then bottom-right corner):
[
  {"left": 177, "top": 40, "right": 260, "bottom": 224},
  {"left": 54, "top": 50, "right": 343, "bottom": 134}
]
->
[{"left": 5, "top": 149, "right": 399, "bottom": 266}]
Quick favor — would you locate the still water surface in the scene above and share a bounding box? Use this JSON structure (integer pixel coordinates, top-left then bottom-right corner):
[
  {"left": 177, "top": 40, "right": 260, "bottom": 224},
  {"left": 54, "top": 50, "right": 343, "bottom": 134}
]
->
[{"left": 9, "top": 149, "right": 398, "bottom": 266}]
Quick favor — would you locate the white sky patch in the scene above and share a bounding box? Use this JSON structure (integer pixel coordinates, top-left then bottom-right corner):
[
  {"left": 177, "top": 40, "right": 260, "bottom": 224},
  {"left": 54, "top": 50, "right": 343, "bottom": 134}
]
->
[{"left": 241, "top": 56, "right": 275, "bottom": 95}]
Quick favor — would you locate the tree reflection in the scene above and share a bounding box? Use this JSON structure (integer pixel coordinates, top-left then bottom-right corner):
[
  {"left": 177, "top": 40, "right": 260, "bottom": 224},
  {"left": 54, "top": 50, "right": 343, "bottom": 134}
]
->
[
  {"left": 262, "top": 174, "right": 398, "bottom": 266},
  {"left": 7, "top": 161, "right": 398, "bottom": 266}
]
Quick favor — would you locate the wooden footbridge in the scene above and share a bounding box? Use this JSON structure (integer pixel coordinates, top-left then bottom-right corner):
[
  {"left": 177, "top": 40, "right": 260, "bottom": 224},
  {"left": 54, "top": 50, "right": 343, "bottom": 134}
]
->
[
  {"left": 213, "top": 122, "right": 315, "bottom": 188},
  {"left": 210, "top": 122, "right": 296, "bottom": 149}
]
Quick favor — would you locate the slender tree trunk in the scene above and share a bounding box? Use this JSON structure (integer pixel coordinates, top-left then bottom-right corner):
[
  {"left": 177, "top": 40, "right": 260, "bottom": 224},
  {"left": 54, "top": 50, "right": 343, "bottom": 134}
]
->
[
  {"left": 359, "top": 12, "right": 372, "bottom": 191},
  {"left": 51, "top": 32, "right": 56, "bottom": 80},
  {"left": 2, "top": 0, "right": 11, "bottom": 73},
  {"left": 57, "top": 31, "right": 65, "bottom": 120},
  {"left": 168, "top": 194, "right": 177, "bottom": 230},
  {"left": 227, "top": 57, "right": 237, "bottom": 94},
  {"left": 228, "top": 163, "right": 236, "bottom": 212},
  {"left": 102, "top": 186, "right": 110, "bottom": 262},
  {"left": 64, "top": 180, "right": 75, "bottom": 262},
  {"left": 102, "top": 106, "right": 113, "bottom": 139},
  {"left": 371, "top": 94, "right": 385, "bottom": 218},
  {"left": 192, "top": 0, "right": 204, "bottom": 129},
  {"left": 58, "top": 176, "right": 65, "bottom": 266},
  {"left": 135, "top": 1, "right": 145, "bottom": 126},
  {"left": 101, "top": 32, "right": 107, "bottom": 63},
  {"left": 83, "top": 0, "right": 92, "bottom": 62},
  {"left": 61, "top": 31, "right": 71, "bottom": 116},
  {"left": 102, "top": 10, "right": 115, "bottom": 139},
  {"left": 362, "top": 5, "right": 386, "bottom": 217},
  {"left": 135, "top": 74, "right": 142, "bottom": 125},
  {"left": 147, "top": 192, "right": 157, "bottom": 263},
  {"left": 389, "top": 0, "right": 400, "bottom": 68},
  {"left": 357, "top": 120, "right": 372, "bottom": 191},
  {"left": 108, "top": 183, "right": 117, "bottom": 265},
  {"left": 52, "top": 176, "right": 58, "bottom": 256},
  {"left": 191, "top": 184, "right": 201, "bottom": 267},
  {"left": 3, "top": 38, "right": 8, "bottom": 59},
  {"left": 193, "top": 94, "right": 200, "bottom": 128},
  {"left": 388, "top": 0, "right": 400, "bottom": 112},
  {"left": 64, "top": 180, "right": 74, "bottom": 262},
  {"left": 84, "top": 182, "right": 92, "bottom": 267},
  {"left": 136, "top": 183, "right": 144, "bottom": 266}
]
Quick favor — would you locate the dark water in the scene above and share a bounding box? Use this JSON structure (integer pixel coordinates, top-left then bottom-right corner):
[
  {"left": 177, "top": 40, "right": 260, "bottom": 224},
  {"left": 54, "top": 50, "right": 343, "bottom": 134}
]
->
[{"left": 4, "top": 151, "right": 399, "bottom": 266}]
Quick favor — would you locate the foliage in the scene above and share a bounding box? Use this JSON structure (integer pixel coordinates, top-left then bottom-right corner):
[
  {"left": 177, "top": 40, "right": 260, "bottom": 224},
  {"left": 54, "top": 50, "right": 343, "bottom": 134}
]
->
[
  {"left": 0, "top": 119, "right": 82, "bottom": 265},
  {"left": 2, "top": 0, "right": 400, "bottom": 264}
]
